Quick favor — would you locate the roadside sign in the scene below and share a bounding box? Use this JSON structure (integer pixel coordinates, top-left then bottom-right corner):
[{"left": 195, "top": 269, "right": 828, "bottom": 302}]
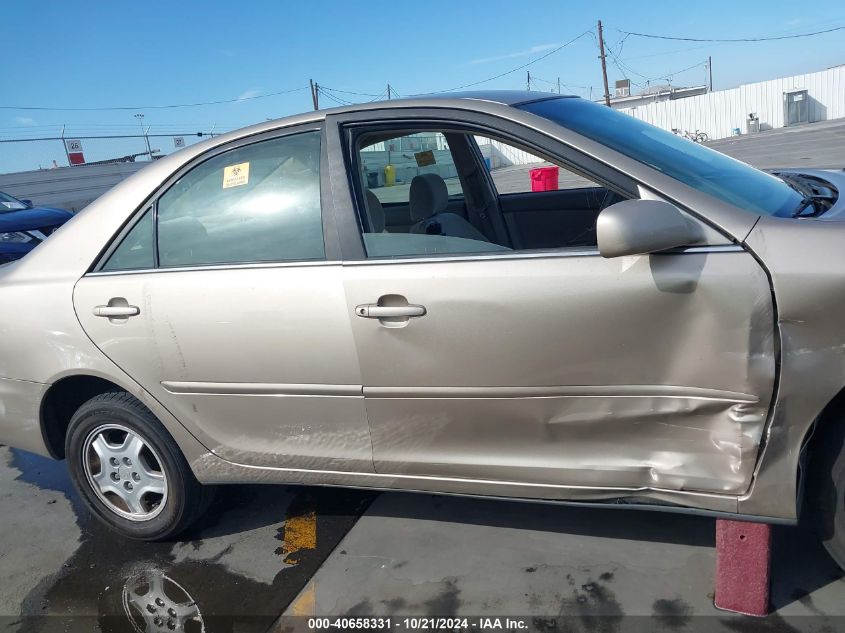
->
[
  {"left": 173, "top": 136, "right": 186, "bottom": 148},
  {"left": 65, "top": 139, "right": 85, "bottom": 165}
]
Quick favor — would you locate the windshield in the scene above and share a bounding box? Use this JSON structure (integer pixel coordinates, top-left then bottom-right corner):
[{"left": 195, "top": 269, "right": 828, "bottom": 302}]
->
[
  {"left": 520, "top": 98, "right": 802, "bottom": 217},
  {"left": 0, "top": 191, "right": 28, "bottom": 213}
]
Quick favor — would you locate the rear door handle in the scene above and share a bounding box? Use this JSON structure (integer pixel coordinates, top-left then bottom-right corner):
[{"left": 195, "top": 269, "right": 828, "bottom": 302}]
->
[
  {"left": 93, "top": 305, "right": 140, "bottom": 317},
  {"left": 355, "top": 304, "right": 426, "bottom": 318}
]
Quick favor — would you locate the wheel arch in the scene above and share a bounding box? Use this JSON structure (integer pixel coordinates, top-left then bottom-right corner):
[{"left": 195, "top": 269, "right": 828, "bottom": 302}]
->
[
  {"left": 40, "top": 374, "right": 124, "bottom": 459},
  {"left": 800, "top": 382, "right": 845, "bottom": 506},
  {"left": 38, "top": 371, "right": 211, "bottom": 469}
]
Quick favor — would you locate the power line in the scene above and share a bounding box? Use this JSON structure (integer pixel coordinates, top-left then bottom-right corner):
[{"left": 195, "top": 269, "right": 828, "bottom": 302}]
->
[
  {"left": 367, "top": 90, "right": 388, "bottom": 103},
  {"left": 529, "top": 75, "right": 591, "bottom": 90},
  {"left": 0, "top": 132, "right": 218, "bottom": 143},
  {"left": 318, "top": 86, "right": 385, "bottom": 98},
  {"left": 616, "top": 24, "right": 845, "bottom": 43},
  {"left": 660, "top": 59, "right": 709, "bottom": 80},
  {"left": 0, "top": 86, "right": 310, "bottom": 112},
  {"left": 315, "top": 86, "right": 353, "bottom": 107},
  {"left": 604, "top": 33, "right": 708, "bottom": 88},
  {"left": 409, "top": 28, "right": 594, "bottom": 95}
]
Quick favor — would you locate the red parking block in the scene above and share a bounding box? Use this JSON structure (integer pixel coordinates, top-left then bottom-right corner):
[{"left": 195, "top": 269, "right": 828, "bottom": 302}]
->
[{"left": 714, "top": 519, "right": 772, "bottom": 616}]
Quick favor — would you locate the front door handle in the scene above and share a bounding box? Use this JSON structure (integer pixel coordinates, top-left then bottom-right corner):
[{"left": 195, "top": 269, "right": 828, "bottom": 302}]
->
[{"left": 355, "top": 304, "right": 426, "bottom": 318}]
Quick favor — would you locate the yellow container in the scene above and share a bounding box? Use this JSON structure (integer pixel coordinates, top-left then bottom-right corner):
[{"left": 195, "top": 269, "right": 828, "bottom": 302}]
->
[{"left": 384, "top": 164, "right": 396, "bottom": 187}]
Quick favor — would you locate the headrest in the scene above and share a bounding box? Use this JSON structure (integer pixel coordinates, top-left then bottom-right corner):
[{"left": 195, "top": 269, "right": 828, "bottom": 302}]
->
[
  {"left": 409, "top": 173, "right": 449, "bottom": 222},
  {"left": 365, "top": 189, "right": 385, "bottom": 233}
]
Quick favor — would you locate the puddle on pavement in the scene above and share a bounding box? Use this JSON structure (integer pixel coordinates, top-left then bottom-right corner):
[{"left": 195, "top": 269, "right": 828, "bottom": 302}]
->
[{"left": 8, "top": 449, "right": 373, "bottom": 632}]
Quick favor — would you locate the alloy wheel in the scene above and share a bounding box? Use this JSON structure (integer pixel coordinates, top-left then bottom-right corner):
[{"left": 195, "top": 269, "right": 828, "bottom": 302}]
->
[{"left": 82, "top": 423, "right": 168, "bottom": 521}]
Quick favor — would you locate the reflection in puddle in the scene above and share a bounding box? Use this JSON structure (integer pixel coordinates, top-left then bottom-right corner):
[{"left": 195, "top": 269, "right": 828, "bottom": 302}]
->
[
  {"left": 122, "top": 570, "right": 204, "bottom": 633},
  {"left": 6, "top": 449, "right": 374, "bottom": 631}
]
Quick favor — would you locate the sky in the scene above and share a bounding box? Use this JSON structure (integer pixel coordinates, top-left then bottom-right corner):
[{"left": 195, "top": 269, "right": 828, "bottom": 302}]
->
[{"left": 1, "top": 0, "right": 844, "bottom": 174}]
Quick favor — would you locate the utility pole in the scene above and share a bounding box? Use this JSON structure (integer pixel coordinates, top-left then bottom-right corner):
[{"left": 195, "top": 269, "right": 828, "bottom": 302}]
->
[
  {"left": 134, "top": 113, "right": 152, "bottom": 160},
  {"left": 597, "top": 20, "right": 611, "bottom": 107},
  {"left": 60, "top": 124, "right": 71, "bottom": 166},
  {"left": 527, "top": 71, "right": 531, "bottom": 91},
  {"left": 309, "top": 79, "right": 319, "bottom": 111},
  {"left": 708, "top": 56, "right": 713, "bottom": 92}
]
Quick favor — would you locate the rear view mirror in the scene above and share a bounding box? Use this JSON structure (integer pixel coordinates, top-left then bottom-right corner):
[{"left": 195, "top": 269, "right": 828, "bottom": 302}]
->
[
  {"left": 597, "top": 199, "right": 703, "bottom": 258},
  {"left": 21, "top": 199, "right": 33, "bottom": 208}
]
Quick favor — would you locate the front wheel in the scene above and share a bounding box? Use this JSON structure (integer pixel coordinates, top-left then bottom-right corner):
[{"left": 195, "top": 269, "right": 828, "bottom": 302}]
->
[
  {"left": 66, "top": 392, "right": 213, "bottom": 541},
  {"left": 809, "top": 416, "right": 845, "bottom": 570}
]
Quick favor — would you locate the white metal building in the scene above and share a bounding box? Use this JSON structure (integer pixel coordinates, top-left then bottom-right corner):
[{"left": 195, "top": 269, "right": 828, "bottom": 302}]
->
[{"left": 617, "top": 64, "right": 845, "bottom": 140}]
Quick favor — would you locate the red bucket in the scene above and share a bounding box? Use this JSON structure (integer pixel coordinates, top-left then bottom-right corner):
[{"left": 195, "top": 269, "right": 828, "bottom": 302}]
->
[{"left": 529, "top": 166, "right": 559, "bottom": 192}]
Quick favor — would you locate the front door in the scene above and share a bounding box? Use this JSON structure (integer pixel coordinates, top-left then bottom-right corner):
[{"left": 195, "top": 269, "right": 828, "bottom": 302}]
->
[
  {"left": 74, "top": 128, "right": 373, "bottom": 471},
  {"left": 336, "top": 118, "right": 775, "bottom": 495}
]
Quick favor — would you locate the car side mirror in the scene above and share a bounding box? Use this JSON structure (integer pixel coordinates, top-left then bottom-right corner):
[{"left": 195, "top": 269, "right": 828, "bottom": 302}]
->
[
  {"left": 20, "top": 199, "right": 33, "bottom": 208},
  {"left": 596, "top": 199, "right": 703, "bottom": 258}
]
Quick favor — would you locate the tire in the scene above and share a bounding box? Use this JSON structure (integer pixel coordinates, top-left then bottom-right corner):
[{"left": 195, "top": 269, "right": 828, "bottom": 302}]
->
[
  {"left": 809, "top": 415, "right": 845, "bottom": 570},
  {"left": 697, "top": 132, "right": 709, "bottom": 143},
  {"left": 66, "top": 391, "right": 214, "bottom": 541}
]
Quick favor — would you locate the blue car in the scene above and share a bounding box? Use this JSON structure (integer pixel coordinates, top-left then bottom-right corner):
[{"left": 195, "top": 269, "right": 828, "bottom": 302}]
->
[{"left": 0, "top": 191, "right": 73, "bottom": 264}]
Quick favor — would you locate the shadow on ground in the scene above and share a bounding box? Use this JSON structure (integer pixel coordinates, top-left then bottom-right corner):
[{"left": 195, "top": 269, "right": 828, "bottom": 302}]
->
[{"left": 374, "top": 491, "right": 843, "bottom": 603}]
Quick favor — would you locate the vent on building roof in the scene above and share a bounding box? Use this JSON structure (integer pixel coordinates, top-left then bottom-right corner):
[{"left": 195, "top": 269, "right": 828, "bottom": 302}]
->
[{"left": 615, "top": 79, "right": 631, "bottom": 98}]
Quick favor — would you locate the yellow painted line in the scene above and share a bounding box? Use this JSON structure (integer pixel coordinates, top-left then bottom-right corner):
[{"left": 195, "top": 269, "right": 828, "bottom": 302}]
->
[
  {"left": 279, "top": 507, "right": 317, "bottom": 565},
  {"left": 289, "top": 580, "right": 317, "bottom": 616}
]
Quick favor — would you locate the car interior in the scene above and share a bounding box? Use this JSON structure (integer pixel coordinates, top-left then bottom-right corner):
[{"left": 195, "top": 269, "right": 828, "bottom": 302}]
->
[{"left": 353, "top": 129, "right": 632, "bottom": 257}]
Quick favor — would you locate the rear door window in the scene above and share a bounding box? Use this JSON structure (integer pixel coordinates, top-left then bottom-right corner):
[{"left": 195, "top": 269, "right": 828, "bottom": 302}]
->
[
  {"left": 156, "top": 130, "right": 323, "bottom": 267},
  {"left": 101, "top": 207, "right": 155, "bottom": 271}
]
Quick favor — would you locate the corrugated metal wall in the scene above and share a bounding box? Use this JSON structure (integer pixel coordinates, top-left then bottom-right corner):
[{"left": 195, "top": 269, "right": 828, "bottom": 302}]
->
[
  {"left": 476, "top": 137, "right": 545, "bottom": 167},
  {"left": 619, "top": 65, "right": 845, "bottom": 140},
  {"left": 0, "top": 162, "right": 146, "bottom": 212}
]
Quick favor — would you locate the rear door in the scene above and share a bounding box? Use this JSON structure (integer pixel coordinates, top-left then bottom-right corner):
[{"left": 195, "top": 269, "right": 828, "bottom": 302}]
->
[
  {"left": 73, "top": 126, "right": 373, "bottom": 471},
  {"left": 328, "top": 109, "right": 776, "bottom": 495}
]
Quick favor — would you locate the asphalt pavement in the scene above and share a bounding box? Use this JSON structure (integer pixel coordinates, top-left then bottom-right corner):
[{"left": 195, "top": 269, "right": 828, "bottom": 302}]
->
[
  {"left": 0, "top": 446, "right": 372, "bottom": 632},
  {"left": 706, "top": 118, "right": 845, "bottom": 169}
]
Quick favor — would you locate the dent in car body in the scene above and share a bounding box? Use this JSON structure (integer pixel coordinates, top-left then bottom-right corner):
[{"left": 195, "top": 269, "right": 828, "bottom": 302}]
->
[
  {"left": 341, "top": 248, "right": 774, "bottom": 496},
  {"left": 0, "top": 377, "right": 49, "bottom": 455},
  {"left": 740, "top": 216, "right": 845, "bottom": 517}
]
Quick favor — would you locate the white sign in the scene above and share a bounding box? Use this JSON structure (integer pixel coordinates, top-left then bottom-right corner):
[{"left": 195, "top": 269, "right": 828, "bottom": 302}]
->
[
  {"left": 65, "top": 138, "right": 83, "bottom": 152},
  {"left": 173, "top": 136, "right": 185, "bottom": 148}
]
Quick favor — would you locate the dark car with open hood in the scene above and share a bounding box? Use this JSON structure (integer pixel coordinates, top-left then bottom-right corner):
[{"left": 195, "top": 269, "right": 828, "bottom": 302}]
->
[{"left": 0, "top": 190, "right": 72, "bottom": 264}]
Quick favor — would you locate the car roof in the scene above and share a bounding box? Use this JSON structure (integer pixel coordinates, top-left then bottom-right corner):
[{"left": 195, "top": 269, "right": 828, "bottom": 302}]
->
[
  {"left": 264, "top": 90, "right": 576, "bottom": 124},
  {"left": 212, "top": 91, "right": 577, "bottom": 145},
  {"left": 385, "top": 90, "right": 577, "bottom": 107},
  {"left": 231, "top": 90, "right": 576, "bottom": 140}
]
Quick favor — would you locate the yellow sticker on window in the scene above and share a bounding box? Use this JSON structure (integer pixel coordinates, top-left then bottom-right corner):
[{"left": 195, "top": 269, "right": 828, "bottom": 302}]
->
[
  {"left": 414, "top": 150, "right": 436, "bottom": 167},
  {"left": 223, "top": 162, "right": 249, "bottom": 188}
]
